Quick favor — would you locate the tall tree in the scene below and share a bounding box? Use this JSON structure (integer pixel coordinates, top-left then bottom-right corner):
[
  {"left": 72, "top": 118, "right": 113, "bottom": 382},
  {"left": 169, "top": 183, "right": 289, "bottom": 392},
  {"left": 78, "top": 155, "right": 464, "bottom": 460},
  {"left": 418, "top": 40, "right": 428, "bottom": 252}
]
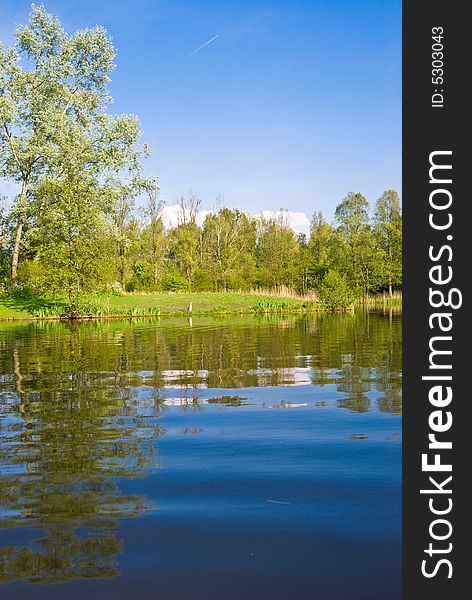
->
[
  {"left": 26, "top": 172, "right": 114, "bottom": 305},
  {"left": 334, "top": 192, "right": 381, "bottom": 296},
  {"left": 23, "top": 123, "right": 151, "bottom": 303},
  {"left": 109, "top": 178, "right": 146, "bottom": 289},
  {"left": 374, "top": 190, "right": 402, "bottom": 296},
  {"left": 308, "top": 211, "right": 336, "bottom": 287},
  {"left": 202, "top": 208, "right": 256, "bottom": 290},
  {"left": 0, "top": 5, "right": 146, "bottom": 284},
  {"left": 140, "top": 182, "right": 166, "bottom": 288},
  {"left": 256, "top": 214, "right": 300, "bottom": 289},
  {"left": 166, "top": 195, "right": 203, "bottom": 289}
]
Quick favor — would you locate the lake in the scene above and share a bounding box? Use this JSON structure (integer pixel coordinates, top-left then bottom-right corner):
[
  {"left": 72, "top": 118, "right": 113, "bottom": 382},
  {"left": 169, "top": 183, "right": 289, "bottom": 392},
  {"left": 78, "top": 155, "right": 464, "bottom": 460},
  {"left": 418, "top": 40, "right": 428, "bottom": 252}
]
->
[{"left": 0, "top": 310, "right": 402, "bottom": 599}]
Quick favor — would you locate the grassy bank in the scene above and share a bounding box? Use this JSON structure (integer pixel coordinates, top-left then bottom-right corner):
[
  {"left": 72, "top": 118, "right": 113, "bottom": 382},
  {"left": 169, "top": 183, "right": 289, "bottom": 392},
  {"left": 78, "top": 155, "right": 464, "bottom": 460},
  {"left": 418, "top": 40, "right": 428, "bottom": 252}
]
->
[
  {"left": 0, "top": 291, "right": 323, "bottom": 321},
  {"left": 0, "top": 290, "right": 403, "bottom": 321}
]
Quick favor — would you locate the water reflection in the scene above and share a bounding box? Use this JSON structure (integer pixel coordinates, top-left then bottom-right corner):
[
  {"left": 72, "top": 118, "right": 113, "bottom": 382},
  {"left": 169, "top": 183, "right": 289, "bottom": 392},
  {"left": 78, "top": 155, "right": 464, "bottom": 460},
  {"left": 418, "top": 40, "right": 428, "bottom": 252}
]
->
[
  {"left": 1, "top": 343, "right": 162, "bottom": 583},
  {"left": 0, "top": 310, "right": 401, "bottom": 586}
]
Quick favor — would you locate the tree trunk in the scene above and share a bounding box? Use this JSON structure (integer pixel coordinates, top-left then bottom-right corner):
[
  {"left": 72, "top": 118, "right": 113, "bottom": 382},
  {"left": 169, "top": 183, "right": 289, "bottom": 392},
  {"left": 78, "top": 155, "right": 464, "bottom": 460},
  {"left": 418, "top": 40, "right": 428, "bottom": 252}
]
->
[
  {"left": 11, "top": 181, "right": 28, "bottom": 286},
  {"left": 11, "top": 218, "right": 24, "bottom": 286}
]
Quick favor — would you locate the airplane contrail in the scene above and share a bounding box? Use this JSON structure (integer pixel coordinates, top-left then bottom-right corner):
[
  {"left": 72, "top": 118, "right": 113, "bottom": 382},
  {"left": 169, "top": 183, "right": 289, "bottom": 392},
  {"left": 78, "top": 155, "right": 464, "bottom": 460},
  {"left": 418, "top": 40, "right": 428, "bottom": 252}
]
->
[{"left": 187, "top": 33, "right": 220, "bottom": 58}]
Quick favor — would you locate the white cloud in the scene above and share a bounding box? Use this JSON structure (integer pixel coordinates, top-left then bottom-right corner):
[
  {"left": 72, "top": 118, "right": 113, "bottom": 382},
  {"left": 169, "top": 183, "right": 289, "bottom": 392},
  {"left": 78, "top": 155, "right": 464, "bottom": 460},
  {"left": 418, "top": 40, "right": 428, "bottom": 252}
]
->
[
  {"left": 258, "top": 210, "right": 311, "bottom": 236},
  {"left": 160, "top": 204, "right": 210, "bottom": 228},
  {"left": 161, "top": 204, "right": 311, "bottom": 236}
]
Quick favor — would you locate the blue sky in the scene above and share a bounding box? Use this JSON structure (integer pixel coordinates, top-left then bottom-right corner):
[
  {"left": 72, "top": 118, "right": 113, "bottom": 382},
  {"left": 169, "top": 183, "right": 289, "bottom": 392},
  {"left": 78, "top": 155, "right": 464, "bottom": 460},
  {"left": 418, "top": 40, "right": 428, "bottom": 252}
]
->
[{"left": 0, "top": 0, "right": 401, "bottom": 221}]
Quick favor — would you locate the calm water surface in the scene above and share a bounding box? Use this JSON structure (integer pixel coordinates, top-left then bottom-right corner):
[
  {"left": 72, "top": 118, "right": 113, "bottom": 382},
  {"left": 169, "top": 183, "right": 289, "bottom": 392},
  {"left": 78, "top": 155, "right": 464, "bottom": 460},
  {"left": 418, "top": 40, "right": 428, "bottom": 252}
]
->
[{"left": 0, "top": 311, "right": 402, "bottom": 599}]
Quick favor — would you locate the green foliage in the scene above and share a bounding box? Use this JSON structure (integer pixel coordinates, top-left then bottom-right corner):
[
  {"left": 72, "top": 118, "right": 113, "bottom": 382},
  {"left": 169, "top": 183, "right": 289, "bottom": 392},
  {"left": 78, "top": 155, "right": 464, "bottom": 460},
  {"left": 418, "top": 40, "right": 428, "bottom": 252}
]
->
[
  {"left": 256, "top": 215, "right": 299, "bottom": 288},
  {"left": 318, "top": 270, "right": 355, "bottom": 311},
  {"left": 201, "top": 207, "right": 256, "bottom": 291},
  {"left": 374, "top": 190, "right": 402, "bottom": 296},
  {"left": 0, "top": 201, "right": 10, "bottom": 288},
  {"left": 333, "top": 192, "right": 381, "bottom": 296},
  {"left": 161, "top": 272, "right": 191, "bottom": 292},
  {"left": 0, "top": 4, "right": 150, "bottom": 284},
  {"left": 25, "top": 172, "right": 116, "bottom": 303},
  {"left": 192, "top": 267, "right": 216, "bottom": 292},
  {"left": 252, "top": 298, "right": 318, "bottom": 313},
  {"left": 168, "top": 220, "right": 201, "bottom": 287},
  {"left": 62, "top": 294, "right": 106, "bottom": 318},
  {"left": 300, "top": 211, "right": 335, "bottom": 292},
  {"left": 253, "top": 299, "right": 299, "bottom": 313},
  {"left": 6, "top": 188, "right": 403, "bottom": 307}
]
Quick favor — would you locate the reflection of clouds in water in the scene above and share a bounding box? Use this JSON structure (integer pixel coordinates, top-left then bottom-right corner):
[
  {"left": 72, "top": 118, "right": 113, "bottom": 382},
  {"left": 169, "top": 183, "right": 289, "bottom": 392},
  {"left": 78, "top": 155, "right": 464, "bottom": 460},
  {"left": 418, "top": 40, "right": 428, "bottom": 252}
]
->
[
  {"left": 248, "top": 367, "right": 313, "bottom": 387},
  {"left": 161, "top": 397, "right": 309, "bottom": 409},
  {"left": 158, "top": 367, "right": 315, "bottom": 388},
  {"left": 161, "top": 369, "right": 209, "bottom": 380},
  {"left": 269, "top": 402, "right": 308, "bottom": 408},
  {"left": 163, "top": 397, "right": 208, "bottom": 406}
]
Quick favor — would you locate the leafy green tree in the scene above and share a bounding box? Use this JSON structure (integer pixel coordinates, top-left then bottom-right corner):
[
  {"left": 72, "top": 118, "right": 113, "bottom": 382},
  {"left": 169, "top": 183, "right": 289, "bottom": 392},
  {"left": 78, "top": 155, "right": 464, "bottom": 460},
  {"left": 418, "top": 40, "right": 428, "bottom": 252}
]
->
[
  {"left": 308, "top": 211, "right": 336, "bottom": 288},
  {"left": 202, "top": 208, "right": 256, "bottom": 290},
  {"left": 109, "top": 179, "right": 142, "bottom": 289},
  {"left": 0, "top": 5, "right": 147, "bottom": 285},
  {"left": 318, "top": 269, "right": 355, "bottom": 310},
  {"left": 166, "top": 222, "right": 200, "bottom": 289},
  {"left": 374, "top": 190, "right": 402, "bottom": 296},
  {"left": 256, "top": 214, "right": 300, "bottom": 289},
  {"left": 25, "top": 171, "right": 115, "bottom": 306},
  {"left": 296, "top": 233, "right": 311, "bottom": 293},
  {"left": 334, "top": 192, "right": 382, "bottom": 296},
  {"left": 165, "top": 196, "right": 203, "bottom": 290},
  {"left": 139, "top": 183, "right": 166, "bottom": 288}
]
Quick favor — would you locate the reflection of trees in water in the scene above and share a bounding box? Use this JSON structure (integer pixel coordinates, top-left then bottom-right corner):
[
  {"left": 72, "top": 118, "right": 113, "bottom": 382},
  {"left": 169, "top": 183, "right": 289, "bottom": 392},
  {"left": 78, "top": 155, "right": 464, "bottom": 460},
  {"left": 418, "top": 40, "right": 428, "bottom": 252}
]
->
[
  {"left": 308, "top": 311, "right": 402, "bottom": 413},
  {"left": 0, "top": 525, "right": 123, "bottom": 584},
  {"left": 1, "top": 312, "right": 402, "bottom": 408},
  {"left": 0, "top": 341, "right": 162, "bottom": 584},
  {"left": 0, "top": 312, "right": 401, "bottom": 582},
  {"left": 376, "top": 389, "right": 402, "bottom": 416},
  {"left": 335, "top": 355, "right": 373, "bottom": 413}
]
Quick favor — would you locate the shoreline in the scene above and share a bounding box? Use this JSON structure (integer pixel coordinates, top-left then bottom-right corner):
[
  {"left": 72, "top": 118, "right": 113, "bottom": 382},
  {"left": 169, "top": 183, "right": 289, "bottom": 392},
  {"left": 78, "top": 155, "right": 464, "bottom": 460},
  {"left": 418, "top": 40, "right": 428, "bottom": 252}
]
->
[
  {"left": 0, "top": 307, "right": 329, "bottom": 323},
  {"left": 0, "top": 290, "right": 402, "bottom": 323}
]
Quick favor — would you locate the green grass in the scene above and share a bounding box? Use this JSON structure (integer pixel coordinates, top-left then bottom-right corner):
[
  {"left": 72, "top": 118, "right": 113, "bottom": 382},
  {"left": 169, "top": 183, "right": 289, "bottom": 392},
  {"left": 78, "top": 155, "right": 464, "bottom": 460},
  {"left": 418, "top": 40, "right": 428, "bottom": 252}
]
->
[
  {"left": 0, "top": 292, "right": 67, "bottom": 319},
  {"left": 0, "top": 291, "right": 322, "bottom": 321},
  {"left": 103, "top": 292, "right": 321, "bottom": 317},
  {"left": 0, "top": 289, "right": 402, "bottom": 321}
]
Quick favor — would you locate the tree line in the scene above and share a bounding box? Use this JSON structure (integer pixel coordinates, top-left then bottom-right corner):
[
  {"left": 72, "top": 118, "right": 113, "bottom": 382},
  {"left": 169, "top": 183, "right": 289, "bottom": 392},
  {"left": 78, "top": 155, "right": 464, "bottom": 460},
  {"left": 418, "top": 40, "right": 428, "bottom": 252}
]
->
[{"left": 0, "top": 6, "right": 402, "bottom": 305}]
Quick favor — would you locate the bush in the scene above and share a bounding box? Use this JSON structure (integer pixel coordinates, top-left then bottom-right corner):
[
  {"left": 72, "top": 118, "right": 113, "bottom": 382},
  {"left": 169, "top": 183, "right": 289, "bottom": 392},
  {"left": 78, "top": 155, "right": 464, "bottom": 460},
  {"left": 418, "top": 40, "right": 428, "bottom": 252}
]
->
[
  {"left": 318, "top": 270, "right": 355, "bottom": 311},
  {"left": 63, "top": 294, "right": 105, "bottom": 318},
  {"left": 161, "top": 272, "right": 190, "bottom": 292},
  {"left": 191, "top": 268, "right": 214, "bottom": 291}
]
